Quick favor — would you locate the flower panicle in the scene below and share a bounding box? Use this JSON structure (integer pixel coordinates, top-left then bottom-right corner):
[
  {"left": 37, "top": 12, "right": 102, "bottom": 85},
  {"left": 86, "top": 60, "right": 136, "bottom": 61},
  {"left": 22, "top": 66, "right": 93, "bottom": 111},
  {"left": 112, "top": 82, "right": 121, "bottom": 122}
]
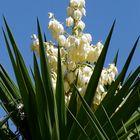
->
[{"left": 31, "top": 0, "right": 118, "bottom": 109}]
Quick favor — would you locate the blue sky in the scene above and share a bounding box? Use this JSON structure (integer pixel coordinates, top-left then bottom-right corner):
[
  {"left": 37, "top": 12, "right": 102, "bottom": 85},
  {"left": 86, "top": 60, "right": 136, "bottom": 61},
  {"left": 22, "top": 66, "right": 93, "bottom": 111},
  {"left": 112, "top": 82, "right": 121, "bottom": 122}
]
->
[
  {"left": 0, "top": 0, "right": 140, "bottom": 127},
  {"left": 0, "top": 0, "right": 140, "bottom": 73}
]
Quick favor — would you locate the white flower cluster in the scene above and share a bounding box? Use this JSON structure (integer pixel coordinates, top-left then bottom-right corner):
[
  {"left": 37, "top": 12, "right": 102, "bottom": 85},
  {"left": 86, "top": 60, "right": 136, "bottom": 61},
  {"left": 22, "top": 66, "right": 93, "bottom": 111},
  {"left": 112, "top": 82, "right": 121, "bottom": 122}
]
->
[
  {"left": 31, "top": 0, "right": 118, "bottom": 109},
  {"left": 48, "top": 19, "right": 65, "bottom": 40},
  {"left": 66, "top": 0, "right": 86, "bottom": 27},
  {"left": 66, "top": 0, "right": 86, "bottom": 36},
  {"left": 92, "top": 63, "right": 118, "bottom": 109}
]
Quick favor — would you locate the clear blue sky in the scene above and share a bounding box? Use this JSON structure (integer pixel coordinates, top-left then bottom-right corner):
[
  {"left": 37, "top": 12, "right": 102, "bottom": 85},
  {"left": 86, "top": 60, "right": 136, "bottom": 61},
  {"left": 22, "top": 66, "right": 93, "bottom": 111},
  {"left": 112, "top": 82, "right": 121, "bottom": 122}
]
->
[
  {"left": 0, "top": 0, "right": 140, "bottom": 125},
  {"left": 0, "top": 0, "right": 140, "bottom": 73}
]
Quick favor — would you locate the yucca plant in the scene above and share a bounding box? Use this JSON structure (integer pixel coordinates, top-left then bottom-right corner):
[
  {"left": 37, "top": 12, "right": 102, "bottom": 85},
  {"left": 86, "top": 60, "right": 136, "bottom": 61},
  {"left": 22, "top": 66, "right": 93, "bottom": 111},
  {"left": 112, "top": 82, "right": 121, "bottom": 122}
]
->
[{"left": 0, "top": 0, "right": 140, "bottom": 140}]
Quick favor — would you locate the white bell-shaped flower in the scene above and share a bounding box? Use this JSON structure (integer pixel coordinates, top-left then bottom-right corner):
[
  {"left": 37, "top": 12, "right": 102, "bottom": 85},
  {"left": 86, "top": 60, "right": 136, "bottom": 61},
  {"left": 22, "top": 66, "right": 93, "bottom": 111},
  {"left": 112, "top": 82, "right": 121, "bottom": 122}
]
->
[
  {"left": 70, "top": 0, "right": 81, "bottom": 7},
  {"left": 58, "top": 35, "right": 66, "bottom": 46},
  {"left": 80, "top": 8, "right": 86, "bottom": 16},
  {"left": 73, "top": 9, "right": 82, "bottom": 20},
  {"left": 66, "top": 16, "right": 74, "bottom": 27},
  {"left": 67, "top": 6, "right": 74, "bottom": 17},
  {"left": 48, "top": 19, "right": 64, "bottom": 39},
  {"left": 76, "top": 20, "right": 85, "bottom": 31}
]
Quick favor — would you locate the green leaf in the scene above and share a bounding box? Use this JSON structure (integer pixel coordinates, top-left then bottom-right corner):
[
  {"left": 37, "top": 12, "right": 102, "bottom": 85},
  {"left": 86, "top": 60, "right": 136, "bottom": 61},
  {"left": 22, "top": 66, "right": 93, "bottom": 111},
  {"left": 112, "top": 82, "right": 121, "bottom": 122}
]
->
[
  {"left": 0, "top": 127, "right": 18, "bottom": 140},
  {"left": 120, "top": 36, "right": 139, "bottom": 84},
  {"left": 55, "top": 46, "right": 66, "bottom": 140},
  {"left": 75, "top": 86, "right": 109, "bottom": 140},
  {"left": 103, "top": 66, "right": 140, "bottom": 120},
  {"left": 37, "top": 19, "right": 55, "bottom": 128},
  {"left": 0, "top": 80, "right": 22, "bottom": 130},
  {"left": 67, "top": 74, "right": 78, "bottom": 133},
  {"left": 119, "top": 128, "right": 133, "bottom": 140},
  {"left": 109, "top": 84, "right": 140, "bottom": 133},
  {"left": 117, "top": 111, "right": 140, "bottom": 135},
  {"left": 0, "top": 65, "right": 21, "bottom": 100},
  {"left": 67, "top": 107, "right": 90, "bottom": 140},
  {"left": 3, "top": 20, "right": 29, "bottom": 115},
  {"left": 113, "top": 49, "right": 119, "bottom": 66},
  {"left": 95, "top": 36, "right": 140, "bottom": 127},
  {"left": 101, "top": 105, "right": 118, "bottom": 140},
  {"left": 3, "top": 18, "right": 42, "bottom": 140},
  {"left": 135, "top": 122, "right": 140, "bottom": 139},
  {"left": 44, "top": 33, "right": 47, "bottom": 42},
  {"left": 3, "top": 18, "right": 34, "bottom": 98},
  {"left": 33, "top": 53, "right": 53, "bottom": 140},
  {"left": 84, "top": 20, "right": 116, "bottom": 105}
]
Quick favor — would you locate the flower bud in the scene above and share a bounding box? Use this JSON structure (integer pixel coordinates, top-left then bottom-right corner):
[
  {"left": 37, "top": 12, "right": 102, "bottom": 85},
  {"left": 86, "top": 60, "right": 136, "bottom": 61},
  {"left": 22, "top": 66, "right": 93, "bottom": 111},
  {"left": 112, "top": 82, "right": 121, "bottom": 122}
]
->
[
  {"left": 66, "top": 16, "right": 74, "bottom": 27},
  {"left": 93, "top": 92, "right": 102, "bottom": 105},
  {"left": 64, "top": 81, "right": 70, "bottom": 92},
  {"left": 80, "top": 33, "right": 92, "bottom": 44},
  {"left": 48, "top": 19, "right": 64, "bottom": 39},
  {"left": 108, "top": 64, "right": 118, "bottom": 75},
  {"left": 67, "top": 72, "right": 75, "bottom": 84},
  {"left": 84, "top": 33, "right": 92, "bottom": 43},
  {"left": 58, "top": 35, "right": 66, "bottom": 46},
  {"left": 96, "top": 42, "right": 103, "bottom": 49},
  {"left": 70, "top": 0, "right": 80, "bottom": 7},
  {"left": 73, "top": 9, "right": 82, "bottom": 20},
  {"left": 48, "top": 12, "right": 54, "bottom": 19},
  {"left": 31, "top": 34, "right": 39, "bottom": 54},
  {"left": 76, "top": 20, "right": 85, "bottom": 31},
  {"left": 97, "top": 84, "right": 105, "bottom": 93},
  {"left": 67, "top": 6, "right": 74, "bottom": 16},
  {"left": 80, "top": 8, "right": 86, "bottom": 16},
  {"left": 52, "top": 77, "right": 57, "bottom": 90},
  {"left": 83, "top": 66, "right": 93, "bottom": 76},
  {"left": 80, "top": 0, "right": 85, "bottom": 7},
  {"left": 62, "top": 64, "right": 67, "bottom": 76},
  {"left": 67, "top": 61, "right": 76, "bottom": 71}
]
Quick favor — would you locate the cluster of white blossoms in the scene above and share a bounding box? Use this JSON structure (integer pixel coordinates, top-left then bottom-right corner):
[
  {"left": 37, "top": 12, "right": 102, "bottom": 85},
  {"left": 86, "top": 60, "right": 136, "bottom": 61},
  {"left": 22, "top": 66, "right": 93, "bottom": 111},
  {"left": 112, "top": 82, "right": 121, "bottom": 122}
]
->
[{"left": 31, "top": 0, "right": 118, "bottom": 110}]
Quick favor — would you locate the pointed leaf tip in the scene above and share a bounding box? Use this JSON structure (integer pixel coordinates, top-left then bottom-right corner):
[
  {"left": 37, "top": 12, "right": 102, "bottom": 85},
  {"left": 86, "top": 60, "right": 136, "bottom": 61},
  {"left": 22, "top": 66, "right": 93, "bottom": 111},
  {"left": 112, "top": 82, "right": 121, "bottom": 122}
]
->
[
  {"left": 3, "top": 16, "right": 9, "bottom": 30},
  {"left": 3, "top": 16, "right": 6, "bottom": 23},
  {"left": 111, "top": 19, "right": 116, "bottom": 30},
  {"left": 111, "top": 19, "right": 116, "bottom": 33},
  {"left": 37, "top": 17, "right": 40, "bottom": 27},
  {"left": 113, "top": 49, "right": 119, "bottom": 66},
  {"left": 135, "top": 36, "right": 140, "bottom": 44}
]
